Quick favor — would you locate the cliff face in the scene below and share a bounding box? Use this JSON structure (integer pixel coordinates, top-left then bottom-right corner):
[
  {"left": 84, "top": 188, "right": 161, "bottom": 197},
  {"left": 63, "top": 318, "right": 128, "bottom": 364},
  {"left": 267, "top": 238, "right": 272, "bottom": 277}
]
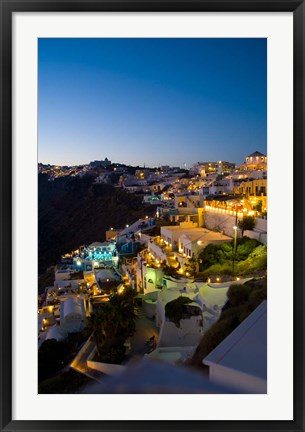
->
[{"left": 38, "top": 173, "right": 150, "bottom": 274}]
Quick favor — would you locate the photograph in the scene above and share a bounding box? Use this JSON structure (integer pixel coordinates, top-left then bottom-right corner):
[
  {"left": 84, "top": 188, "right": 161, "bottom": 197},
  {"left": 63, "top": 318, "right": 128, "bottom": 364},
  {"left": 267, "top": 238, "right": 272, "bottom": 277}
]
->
[
  {"left": 2, "top": 1, "right": 304, "bottom": 429},
  {"left": 37, "top": 37, "right": 268, "bottom": 395}
]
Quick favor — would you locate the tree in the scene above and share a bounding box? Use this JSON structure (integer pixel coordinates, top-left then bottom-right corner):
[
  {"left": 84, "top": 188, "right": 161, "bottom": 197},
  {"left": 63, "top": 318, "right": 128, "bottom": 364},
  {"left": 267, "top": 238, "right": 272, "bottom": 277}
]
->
[
  {"left": 88, "top": 289, "right": 137, "bottom": 363},
  {"left": 165, "top": 296, "right": 196, "bottom": 328},
  {"left": 238, "top": 215, "right": 256, "bottom": 236}
]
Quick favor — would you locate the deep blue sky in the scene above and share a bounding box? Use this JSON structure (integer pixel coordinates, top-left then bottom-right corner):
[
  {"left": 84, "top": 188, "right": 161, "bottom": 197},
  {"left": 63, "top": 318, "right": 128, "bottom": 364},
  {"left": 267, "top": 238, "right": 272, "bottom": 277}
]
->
[{"left": 38, "top": 38, "right": 267, "bottom": 167}]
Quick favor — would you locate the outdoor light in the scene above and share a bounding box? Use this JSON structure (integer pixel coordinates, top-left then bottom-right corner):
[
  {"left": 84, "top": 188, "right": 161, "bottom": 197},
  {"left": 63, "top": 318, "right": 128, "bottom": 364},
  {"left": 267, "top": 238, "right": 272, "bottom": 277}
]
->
[
  {"left": 77, "top": 260, "right": 82, "bottom": 266},
  {"left": 126, "top": 224, "right": 129, "bottom": 228},
  {"left": 216, "top": 277, "right": 220, "bottom": 282},
  {"left": 233, "top": 226, "right": 237, "bottom": 230}
]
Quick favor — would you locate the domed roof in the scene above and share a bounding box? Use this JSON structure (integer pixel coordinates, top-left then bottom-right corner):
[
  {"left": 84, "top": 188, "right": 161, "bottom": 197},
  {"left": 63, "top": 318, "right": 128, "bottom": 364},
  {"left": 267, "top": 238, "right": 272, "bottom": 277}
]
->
[{"left": 246, "top": 151, "right": 266, "bottom": 158}]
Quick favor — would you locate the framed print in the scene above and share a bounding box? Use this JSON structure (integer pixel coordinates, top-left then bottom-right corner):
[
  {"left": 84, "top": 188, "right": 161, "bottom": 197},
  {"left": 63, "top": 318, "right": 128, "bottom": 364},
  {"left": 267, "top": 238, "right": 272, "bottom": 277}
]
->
[{"left": 1, "top": 1, "right": 304, "bottom": 431}]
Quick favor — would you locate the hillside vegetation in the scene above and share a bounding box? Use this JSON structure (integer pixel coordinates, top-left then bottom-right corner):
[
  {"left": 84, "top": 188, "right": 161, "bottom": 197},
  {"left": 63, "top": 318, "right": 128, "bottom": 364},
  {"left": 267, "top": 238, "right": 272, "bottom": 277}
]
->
[
  {"left": 198, "top": 237, "right": 267, "bottom": 278},
  {"left": 38, "top": 173, "right": 152, "bottom": 274}
]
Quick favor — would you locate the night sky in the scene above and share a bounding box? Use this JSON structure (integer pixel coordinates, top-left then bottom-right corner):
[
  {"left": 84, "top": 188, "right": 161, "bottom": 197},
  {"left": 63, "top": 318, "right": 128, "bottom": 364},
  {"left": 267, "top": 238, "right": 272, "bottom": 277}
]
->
[{"left": 38, "top": 38, "right": 267, "bottom": 168}]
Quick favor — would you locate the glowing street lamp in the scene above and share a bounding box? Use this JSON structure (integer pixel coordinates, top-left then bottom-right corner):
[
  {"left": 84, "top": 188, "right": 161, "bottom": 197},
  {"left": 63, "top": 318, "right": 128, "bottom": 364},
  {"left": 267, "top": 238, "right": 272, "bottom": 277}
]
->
[{"left": 232, "top": 225, "right": 238, "bottom": 274}]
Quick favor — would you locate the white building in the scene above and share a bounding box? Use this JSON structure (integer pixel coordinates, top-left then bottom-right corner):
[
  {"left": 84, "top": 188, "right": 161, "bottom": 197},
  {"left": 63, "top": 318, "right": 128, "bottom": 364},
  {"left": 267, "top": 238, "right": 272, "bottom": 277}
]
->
[
  {"left": 203, "top": 300, "right": 267, "bottom": 393},
  {"left": 155, "top": 279, "right": 252, "bottom": 339},
  {"left": 178, "top": 229, "right": 231, "bottom": 259},
  {"left": 60, "top": 297, "right": 86, "bottom": 333}
]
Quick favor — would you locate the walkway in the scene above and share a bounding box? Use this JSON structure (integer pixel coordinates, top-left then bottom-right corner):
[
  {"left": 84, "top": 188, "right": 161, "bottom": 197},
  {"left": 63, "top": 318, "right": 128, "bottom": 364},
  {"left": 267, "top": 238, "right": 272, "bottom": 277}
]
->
[{"left": 129, "top": 306, "right": 159, "bottom": 358}]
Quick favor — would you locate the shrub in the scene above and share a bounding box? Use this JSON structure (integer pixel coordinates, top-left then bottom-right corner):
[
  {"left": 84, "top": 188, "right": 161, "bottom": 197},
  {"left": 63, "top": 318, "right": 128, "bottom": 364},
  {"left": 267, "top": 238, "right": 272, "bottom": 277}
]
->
[
  {"left": 236, "top": 245, "right": 267, "bottom": 275},
  {"left": 199, "top": 238, "right": 261, "bottom": 271},
  {"left": 226, "top": 283, "right": 252, "bottom": 307}
]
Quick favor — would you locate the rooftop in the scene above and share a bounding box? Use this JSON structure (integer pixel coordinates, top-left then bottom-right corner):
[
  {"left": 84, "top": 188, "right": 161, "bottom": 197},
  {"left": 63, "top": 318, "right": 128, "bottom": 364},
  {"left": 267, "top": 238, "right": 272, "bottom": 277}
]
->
[{"left": 203, "top": 300, "right": 267, "bottom": 381}]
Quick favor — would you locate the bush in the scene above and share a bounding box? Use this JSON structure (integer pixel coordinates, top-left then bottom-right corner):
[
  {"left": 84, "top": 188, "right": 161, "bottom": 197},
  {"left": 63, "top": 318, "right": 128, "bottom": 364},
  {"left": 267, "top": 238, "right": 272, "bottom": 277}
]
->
[
  {"left": 226, "top": 283, "right": 252, "bottom": 307},
  {"left": 199, "top": 238, "right": 260, "bottom": 271},
  {"left": 199, "top": 238, "right": 266, "bottom": 277},
  {"left": 236, "top": 245, "right": 267, "bottom": 275},
  {"left": 201, "top": 263, "right": 233, "bottom": 278},
  {"left": 235, "top": 238, "right": 261, "bottom": 261}
]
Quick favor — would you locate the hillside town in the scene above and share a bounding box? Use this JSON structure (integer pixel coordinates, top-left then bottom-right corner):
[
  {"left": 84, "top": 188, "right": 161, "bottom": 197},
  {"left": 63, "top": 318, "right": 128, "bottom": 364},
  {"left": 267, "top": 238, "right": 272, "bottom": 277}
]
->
[{"left": 38, "top": 150, "right": 267, "bottom": 394}]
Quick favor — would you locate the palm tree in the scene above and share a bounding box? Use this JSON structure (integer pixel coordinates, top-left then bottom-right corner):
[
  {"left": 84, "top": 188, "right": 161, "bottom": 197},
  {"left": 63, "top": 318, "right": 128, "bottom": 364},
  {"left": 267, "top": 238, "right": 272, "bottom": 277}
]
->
[{"left": 88, "top": 289, "right": 137, "bottom": 363}]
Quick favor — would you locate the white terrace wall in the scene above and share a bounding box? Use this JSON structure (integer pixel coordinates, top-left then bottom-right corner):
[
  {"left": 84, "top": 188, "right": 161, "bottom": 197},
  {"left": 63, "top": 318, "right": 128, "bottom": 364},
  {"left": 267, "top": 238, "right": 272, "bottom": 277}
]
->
[
  {"left": 203, "top": 209, "right": 239, "bottom": 238},
  {"left": 255, "top": 217, "right": 267, "bottom": 232},
  {"left": 204, "top": 209, "right": 267, "bottom": 244},
  {"left": 158, "top": 315, "right": 203, "bottom": 348}
]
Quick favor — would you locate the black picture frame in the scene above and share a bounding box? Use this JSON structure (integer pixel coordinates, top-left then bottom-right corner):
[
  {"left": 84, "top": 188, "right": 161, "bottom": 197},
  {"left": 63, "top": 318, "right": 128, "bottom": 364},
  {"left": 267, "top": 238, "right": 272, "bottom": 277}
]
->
[{"left": 1, "top": 1, "right": 304, "bottom": 431}]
